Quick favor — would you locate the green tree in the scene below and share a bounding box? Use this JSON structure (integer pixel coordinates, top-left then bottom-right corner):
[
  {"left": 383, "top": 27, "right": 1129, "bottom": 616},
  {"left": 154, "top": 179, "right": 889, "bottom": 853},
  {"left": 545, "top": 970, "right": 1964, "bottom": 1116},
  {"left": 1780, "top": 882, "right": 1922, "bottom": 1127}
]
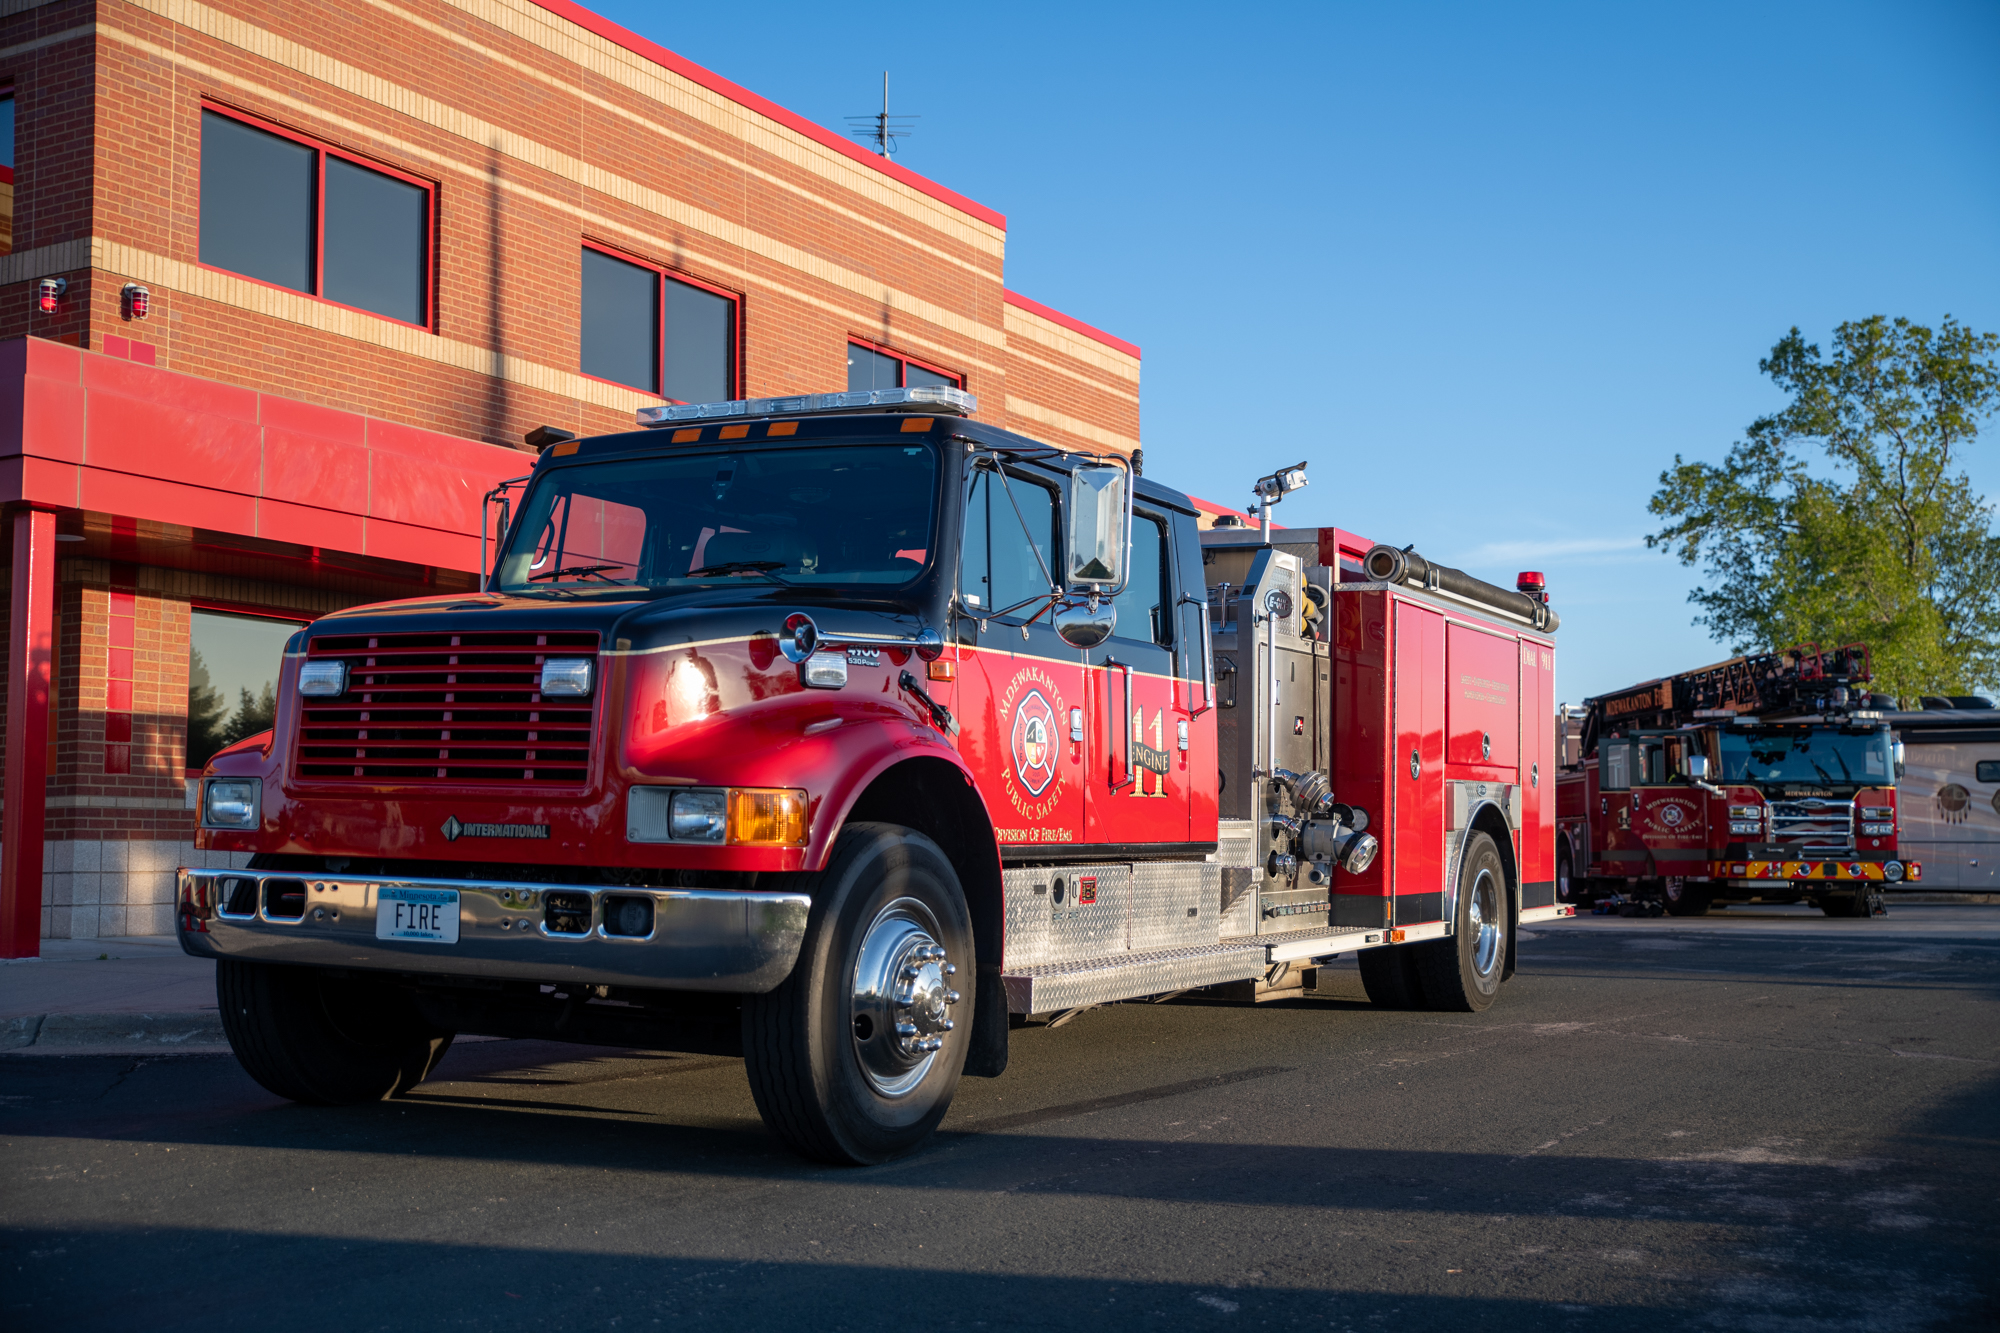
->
[
  {"left": 1648, "top": 315, "right": 2000, "bottom": 701},
  {"left": 222, "top": 681, "right": 278, "bottom": 746},
  {"left": 186, "top": 648, "right": 229, "bottom": 770}
]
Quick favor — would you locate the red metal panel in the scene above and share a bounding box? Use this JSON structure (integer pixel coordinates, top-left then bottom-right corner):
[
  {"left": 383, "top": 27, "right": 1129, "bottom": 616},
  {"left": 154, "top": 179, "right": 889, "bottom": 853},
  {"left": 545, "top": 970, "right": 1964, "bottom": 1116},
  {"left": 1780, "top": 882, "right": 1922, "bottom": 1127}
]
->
[
  {"left": 262, "top": 428, "right": 370, "bottom": 514},
  {"left": 957, "top": 643, "right": 1086, "bottom": 849},
  {"left": 1519, "top": 639, "right": 1553, "bottom": 888},
  {"left": 1445, "top": 622, "right": 1520, "bottom": 772},
  {"left": 79, "top": 467, "right": 260, "bottom": 534},
  {"left": 363, "top": 515, "right": 480, "bottom": 571},
  {"left": 3, "top": 368, "right": 86, "bottom": 464},
  {"left": 84, "top": 391, "right": 263, "bottom": 495},
  {"left": 81, "top": 353, "right": 259, "bottom": 422},
  {"left": 0, "top": 455, "right": 83, "bottom": 507},
  {"left": 0, "top": 510, "right": 54, "bottom": 957},
  {"left": 256, "top": 498, "right": 366, "bottom": 552},
  {"left": 259, "top": 394, "right": 366, "bottom": 444},
  {"left": 1393, "top": 599, "right": 1445, "bottom": 899},
  {"left": 1332, "top": 587, "right": 1390, "bottom": 909}
]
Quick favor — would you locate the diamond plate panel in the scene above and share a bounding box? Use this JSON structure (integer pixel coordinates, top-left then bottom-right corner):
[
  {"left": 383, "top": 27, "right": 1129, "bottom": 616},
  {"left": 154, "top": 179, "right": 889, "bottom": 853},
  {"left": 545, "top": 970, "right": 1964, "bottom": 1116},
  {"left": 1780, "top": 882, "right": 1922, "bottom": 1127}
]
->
[
  {"left": 1001, "top": 863, "right": 1135, "bottom": 969},
  {"left": 1003, "top": 940, "right": 1265, "bottom": 1013},
  {"left": 1129, "top": 860, "right": 1218, "bottom": 951}
]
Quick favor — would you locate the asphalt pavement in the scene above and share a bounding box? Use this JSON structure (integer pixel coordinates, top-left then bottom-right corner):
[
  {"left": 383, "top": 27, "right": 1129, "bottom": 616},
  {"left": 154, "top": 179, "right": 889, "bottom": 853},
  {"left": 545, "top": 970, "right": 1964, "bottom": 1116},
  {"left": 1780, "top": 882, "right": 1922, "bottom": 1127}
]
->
[{"left": 4, "top": 904, "right": 1998, "bottom": 1331}]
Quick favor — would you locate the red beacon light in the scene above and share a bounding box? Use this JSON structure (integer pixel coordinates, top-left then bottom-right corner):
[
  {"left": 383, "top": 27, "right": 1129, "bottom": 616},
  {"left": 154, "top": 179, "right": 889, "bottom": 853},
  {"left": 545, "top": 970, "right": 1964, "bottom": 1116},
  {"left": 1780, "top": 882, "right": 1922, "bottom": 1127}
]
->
[
  {"left": 122, "top": 283, "right": 151, "bottom": 319},
  {"left": 36, "top": 277, "right": 66, "bottom": 315},
  {"left": 1516, "top": 571, "right": 1548, "bottom": 603}
]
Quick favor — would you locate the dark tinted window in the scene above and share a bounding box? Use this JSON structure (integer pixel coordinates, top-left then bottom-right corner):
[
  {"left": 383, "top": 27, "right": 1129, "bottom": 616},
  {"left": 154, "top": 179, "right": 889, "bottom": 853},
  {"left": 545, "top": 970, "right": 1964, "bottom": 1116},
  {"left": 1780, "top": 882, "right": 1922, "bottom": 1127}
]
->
[
  {"left": 322, "top": 156, "right": 426, "bottom": 324},
  {"left": 200, "top": 110, "right": 315, "bottom": 293},
  {"left": 496, "top": 445, "right": 937, "bottom": 592},
  {"left": 0, "top": 92, "right": 14, "bottom": 258},
  {"left": 662, "top": 275, "right": 733, "bottom": 404},
  {"left": 848, "top": 343, "right": 900, "bottom": 391},
  {"left": 187, "top": 609, "right": 307, "bottom": 771},
  {"left": 581, "top": 248, "right": 659, "bottom": 393},
  {"left": 1977, "top": 760, "right": 2000, "bottom": 784},
  {"left": 963, "top": 468, "right": 1056, "bottom": 616},
  {"left": 1112, "top": 515, "right": 1168, "bottom": 644},
  {"left": 906, "top": 362, "right": 955, "bottom": 389}
]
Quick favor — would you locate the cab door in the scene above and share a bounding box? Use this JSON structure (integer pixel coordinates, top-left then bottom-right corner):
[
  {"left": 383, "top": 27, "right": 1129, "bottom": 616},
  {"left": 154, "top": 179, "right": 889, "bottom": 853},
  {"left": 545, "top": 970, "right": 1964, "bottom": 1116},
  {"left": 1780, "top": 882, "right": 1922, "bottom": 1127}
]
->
[
  {"left": 955, "top": 463, "right": 1086, "bottom": 851},
  {"left": 1084, "top": 508, "right": 1193, "bottom": 847}
]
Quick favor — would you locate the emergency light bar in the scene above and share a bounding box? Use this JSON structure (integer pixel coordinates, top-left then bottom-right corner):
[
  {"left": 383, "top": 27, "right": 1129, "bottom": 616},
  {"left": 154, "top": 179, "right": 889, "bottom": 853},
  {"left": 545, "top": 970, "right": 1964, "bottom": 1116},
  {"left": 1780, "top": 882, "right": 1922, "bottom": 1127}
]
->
[{"left": 638, "top": 385, "right": 978, "bottom": 428}]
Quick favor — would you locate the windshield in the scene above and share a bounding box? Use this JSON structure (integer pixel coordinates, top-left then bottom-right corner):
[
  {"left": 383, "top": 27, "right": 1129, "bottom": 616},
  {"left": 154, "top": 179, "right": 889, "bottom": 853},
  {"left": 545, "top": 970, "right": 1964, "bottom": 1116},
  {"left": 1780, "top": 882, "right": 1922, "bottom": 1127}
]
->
[
  {"left": 1718, "top": 727, "right": 1893, "bottom": 787},
  {"left": 494, "top": 444, "right": 938, "bottom": 593}
]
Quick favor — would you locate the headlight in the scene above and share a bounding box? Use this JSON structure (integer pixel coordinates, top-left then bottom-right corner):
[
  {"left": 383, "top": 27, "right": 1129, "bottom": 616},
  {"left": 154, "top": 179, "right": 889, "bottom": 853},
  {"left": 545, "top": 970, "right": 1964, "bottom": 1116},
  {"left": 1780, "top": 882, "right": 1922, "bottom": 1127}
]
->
[
  {"left": 1859, "top": 806, "right": 1894, "bottom": 821},
  {"left": 1861, "top": 822, "right": 1895, "bottom": 836},
  {"left": 297, "top": 660, "right": 347, "bottom": 697},
  {"left": 1729, "top": 821, "right": 1762, "bottom": 835},
  {"left": 540, "top": 658, "right": 594, "bottom": 697},
  {"left": 670, "top": 790, "right": 728, "bottom": 842},
  {"left": 202, "top": 778, "right": 261, "bottom": 829},
  {"left": 1728, "top": 805, "right": 1763, "bottom": 821},
  {"left": 1883, "top": 860, "right": 1905, "bottom": 881}
]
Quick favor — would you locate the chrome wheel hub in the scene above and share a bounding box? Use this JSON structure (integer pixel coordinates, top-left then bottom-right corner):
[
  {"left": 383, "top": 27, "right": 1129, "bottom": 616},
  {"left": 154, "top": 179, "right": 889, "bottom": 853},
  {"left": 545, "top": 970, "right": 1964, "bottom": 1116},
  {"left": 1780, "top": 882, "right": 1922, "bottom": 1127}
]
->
[
  {"left": 1468, "top": 868, "right": 1503, "bottom": 980},
  {"left": 850, "top": 898, "right": 960, "bottom": 1097}
]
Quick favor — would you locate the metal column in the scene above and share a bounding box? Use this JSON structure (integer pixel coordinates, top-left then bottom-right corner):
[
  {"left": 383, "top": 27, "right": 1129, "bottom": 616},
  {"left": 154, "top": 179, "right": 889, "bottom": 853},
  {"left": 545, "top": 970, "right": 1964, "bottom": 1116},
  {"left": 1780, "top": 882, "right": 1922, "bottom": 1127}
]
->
[{"left": 1, "top": 508, "right": 55, "bottom": 956}]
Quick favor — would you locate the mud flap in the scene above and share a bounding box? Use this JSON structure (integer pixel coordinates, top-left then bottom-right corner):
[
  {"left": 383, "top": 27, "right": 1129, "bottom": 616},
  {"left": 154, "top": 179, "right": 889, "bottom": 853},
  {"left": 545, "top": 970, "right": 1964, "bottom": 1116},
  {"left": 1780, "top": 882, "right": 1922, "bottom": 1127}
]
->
[
  {"left": 1502, "top": 883, "right": 1519, "bottom": 982},
  {"left": 964, "top": 962, "right": 1010, "bottom": 1077}
]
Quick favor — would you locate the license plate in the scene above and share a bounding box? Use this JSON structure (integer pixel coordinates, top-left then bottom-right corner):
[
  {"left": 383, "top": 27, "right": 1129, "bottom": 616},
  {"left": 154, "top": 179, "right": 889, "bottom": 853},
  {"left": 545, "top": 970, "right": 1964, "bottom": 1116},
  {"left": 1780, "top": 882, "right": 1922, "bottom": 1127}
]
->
[{"left": 376, "top": 886, "right": 460, "bottom": 944}]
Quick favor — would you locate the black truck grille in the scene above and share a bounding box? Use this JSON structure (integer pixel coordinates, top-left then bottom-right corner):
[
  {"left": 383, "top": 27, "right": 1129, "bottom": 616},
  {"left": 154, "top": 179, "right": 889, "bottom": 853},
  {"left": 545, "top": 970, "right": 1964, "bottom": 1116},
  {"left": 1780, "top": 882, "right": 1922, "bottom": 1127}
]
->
[{"left": 296, "top": 631, "right": 600, "bottom": 786}]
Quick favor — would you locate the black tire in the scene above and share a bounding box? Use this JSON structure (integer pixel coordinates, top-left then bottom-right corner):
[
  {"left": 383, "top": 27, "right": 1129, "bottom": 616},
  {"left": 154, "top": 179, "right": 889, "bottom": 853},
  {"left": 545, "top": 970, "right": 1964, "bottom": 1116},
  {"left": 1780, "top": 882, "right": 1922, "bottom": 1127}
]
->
[
  {"left": 1416, "top": 832, "right": 1509, "bottom": 1012},
  {"left": 216, "top": 959, "right": 454, "bottom": 1105},
  {"left": 1358, "top": 943, "right": 1428, "bottom": 1009},
  {"left": 742, "top": 823, "right": 974, "bottom": 1165},
  {"left": 1556, "top": 843, "right": 1581, "bottom": 907},
  {"left": 1820, "top": 890, "right": 1877, "bottom": 918},
  {"left": 1663, "top": 878, "right": 1712, "bottom": 917}
]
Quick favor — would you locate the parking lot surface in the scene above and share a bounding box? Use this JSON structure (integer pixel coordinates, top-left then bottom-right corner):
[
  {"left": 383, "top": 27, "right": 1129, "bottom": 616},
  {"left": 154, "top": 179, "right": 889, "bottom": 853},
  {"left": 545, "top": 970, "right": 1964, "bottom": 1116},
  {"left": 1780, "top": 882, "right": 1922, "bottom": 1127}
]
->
[{"left": 5, "top": 904, "right": 1997, "bottom": 1331}]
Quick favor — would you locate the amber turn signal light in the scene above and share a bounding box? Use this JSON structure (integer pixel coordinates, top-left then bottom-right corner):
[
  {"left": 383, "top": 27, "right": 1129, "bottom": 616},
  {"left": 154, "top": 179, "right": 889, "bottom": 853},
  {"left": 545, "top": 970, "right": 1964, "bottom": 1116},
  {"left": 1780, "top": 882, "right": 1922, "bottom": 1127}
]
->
[{"left": 728, "top": 788, "right": 809, "bottom": 845}]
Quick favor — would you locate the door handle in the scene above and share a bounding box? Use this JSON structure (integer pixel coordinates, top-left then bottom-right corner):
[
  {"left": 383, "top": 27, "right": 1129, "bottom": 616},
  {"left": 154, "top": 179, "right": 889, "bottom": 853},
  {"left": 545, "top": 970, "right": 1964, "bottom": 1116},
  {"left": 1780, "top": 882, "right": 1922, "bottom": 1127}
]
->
[{"left": 1107, "top": 658, "right": 1134, "bottom": 792}]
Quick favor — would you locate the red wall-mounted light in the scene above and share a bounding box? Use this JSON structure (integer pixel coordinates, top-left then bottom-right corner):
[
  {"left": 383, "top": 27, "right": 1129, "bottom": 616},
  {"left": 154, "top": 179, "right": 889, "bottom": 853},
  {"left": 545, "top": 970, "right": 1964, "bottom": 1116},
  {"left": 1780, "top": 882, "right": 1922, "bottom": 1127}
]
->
[
  {"left": 36, "top": 276, "right": 66, "bottom": 315},
  {"left": 122, "top": 283, "right": 151, "bottom": 319}
]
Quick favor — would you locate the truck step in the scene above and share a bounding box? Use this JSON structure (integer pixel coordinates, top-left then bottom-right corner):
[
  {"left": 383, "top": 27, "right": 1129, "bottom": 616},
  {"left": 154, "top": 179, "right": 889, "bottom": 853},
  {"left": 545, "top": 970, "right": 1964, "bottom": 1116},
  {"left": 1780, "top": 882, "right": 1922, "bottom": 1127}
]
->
[
  {"left": 1229, "top": 925, "right": 1377, "bottom": 963},
  {"left": 1002, "top": 941, "right": 1266, "bottom": 1014}
]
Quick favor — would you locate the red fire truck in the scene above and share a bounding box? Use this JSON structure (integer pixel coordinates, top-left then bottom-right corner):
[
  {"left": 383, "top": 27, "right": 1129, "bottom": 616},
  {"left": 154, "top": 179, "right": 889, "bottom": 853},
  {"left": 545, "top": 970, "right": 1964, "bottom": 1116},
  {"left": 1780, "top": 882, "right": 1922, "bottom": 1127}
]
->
[
  {"left": 176, "top": 387, "right": 1572, "bottom": 1164},
  {"left": 1554, "top": 645, "right": 1918, "bottom": 918}
]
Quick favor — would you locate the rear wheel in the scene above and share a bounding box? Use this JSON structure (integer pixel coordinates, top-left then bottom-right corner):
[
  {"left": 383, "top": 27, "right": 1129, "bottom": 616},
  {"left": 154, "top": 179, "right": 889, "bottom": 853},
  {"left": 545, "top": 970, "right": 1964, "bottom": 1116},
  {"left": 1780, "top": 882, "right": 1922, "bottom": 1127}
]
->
[
  {"left": 742, "top": 823, "right": 973, "bottom": 1165},
  {"left": 1663, "top": 877, "right": 1712, "bottom": 917},
  {"left": 1416, "top": 832, "right": 1509, "bottom": 1012},
  {"left": 216, "top": 960, "right": 454, "bottom": 1105},
  {"left": 1556, "top": 844, "right": 1583, "bottom": 907}
]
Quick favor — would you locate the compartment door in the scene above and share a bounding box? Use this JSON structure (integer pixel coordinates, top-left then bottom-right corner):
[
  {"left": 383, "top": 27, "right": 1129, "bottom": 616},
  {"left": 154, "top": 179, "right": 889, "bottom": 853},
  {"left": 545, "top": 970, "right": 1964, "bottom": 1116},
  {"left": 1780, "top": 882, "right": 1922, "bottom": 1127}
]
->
[{"left": 1393, "top": 600, "right": 1446, "bottom": 922}]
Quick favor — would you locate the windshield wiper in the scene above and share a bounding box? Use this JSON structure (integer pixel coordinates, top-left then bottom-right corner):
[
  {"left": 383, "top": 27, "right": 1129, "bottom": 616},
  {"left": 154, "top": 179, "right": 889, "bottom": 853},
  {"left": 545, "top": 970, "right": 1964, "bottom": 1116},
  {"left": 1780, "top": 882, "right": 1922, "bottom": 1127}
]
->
[
  {"left": 529, "top": 563, "right": 626, "bottom": 583},
  {"left": 687, "top": 560, "right": 793, "bottom": 584}
]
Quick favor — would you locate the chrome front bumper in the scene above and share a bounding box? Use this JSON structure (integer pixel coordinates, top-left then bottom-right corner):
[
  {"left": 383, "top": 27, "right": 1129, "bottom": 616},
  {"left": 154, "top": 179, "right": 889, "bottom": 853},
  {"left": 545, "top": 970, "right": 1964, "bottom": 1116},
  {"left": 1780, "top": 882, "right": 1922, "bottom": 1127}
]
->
[{"left": 175, "top": 868, "right": 811, "bottom": 993}]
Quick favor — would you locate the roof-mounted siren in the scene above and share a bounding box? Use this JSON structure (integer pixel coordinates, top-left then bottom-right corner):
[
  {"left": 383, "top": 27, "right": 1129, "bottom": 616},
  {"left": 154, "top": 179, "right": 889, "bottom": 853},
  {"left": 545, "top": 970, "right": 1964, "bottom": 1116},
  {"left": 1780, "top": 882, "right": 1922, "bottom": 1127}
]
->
[
  {"left": 1516, "top": 571, "right": 1548, "bottom": 604},
  {"left": 638, "top": 385, "right": 978, "bottom": 428},
  {"left": 1249, "top": 461, "right": 1309, "bottom": 538}
]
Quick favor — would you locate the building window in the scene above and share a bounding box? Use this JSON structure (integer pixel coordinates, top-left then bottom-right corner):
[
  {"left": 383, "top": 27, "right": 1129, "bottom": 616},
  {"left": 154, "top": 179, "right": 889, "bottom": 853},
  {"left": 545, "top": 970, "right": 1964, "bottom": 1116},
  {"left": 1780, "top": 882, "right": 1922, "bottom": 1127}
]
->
[
  {"left": 198, "top": 105, "right": 433, "bottom": 328},
  {"left": 0, "top": 88, "right": 13, "bottom": 257},
  {"left": 580, "top": 243, "right": 739, "bottom": 403},
  {"left": 848, "top": 339, "right": 961, "bottom": 392},
  {"left": 187, "top": 608, "right": 307, "bottom": 773}
]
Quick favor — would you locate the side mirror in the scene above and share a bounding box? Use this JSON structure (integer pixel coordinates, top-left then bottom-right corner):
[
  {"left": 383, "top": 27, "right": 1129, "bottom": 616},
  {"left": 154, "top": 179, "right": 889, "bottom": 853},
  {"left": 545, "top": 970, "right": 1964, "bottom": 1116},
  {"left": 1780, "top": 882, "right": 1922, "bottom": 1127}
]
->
[
  {"left": 1893, "top": 738, "right": 1906, "bottom": 778},
  {"left": 1067, "top": 461, "right": 1130, "bottom": 589},
  {"left": 1685, "top": 754, "right": 1709, "bottom": 781},
  {"left": 1054, "top": 600, "right": 1116, "bottom": 649}
]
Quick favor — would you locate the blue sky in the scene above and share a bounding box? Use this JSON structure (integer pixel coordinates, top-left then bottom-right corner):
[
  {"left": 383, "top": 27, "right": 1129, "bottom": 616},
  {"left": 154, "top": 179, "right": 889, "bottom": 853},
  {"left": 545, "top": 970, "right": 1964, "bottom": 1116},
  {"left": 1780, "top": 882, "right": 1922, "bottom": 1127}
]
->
[{"left": 593, "top": 0, "right": 2000, "bottom": 703}]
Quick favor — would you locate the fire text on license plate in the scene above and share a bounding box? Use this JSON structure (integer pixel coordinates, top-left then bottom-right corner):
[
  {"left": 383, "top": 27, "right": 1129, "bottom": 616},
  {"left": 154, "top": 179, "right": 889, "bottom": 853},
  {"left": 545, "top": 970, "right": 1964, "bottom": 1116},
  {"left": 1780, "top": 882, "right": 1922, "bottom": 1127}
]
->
[{"left": 376, "top": 886, "right": 460, "bottom": 943}]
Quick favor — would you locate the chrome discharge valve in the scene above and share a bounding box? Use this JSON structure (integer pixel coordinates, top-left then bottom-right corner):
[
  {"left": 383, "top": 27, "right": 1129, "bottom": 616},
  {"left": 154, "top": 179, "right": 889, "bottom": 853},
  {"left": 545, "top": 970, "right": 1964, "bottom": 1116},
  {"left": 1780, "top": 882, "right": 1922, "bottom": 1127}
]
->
[{"left": 1270, "top": 767, "right": 1380, "bottom": 877}]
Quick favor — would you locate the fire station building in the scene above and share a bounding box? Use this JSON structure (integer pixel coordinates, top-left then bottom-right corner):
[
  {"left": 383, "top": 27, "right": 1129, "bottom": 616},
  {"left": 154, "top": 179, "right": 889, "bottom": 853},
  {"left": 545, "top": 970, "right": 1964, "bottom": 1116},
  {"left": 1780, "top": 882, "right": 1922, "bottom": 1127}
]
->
[{"left": 0, "top": 0, "right": 1142, "bottom": 950}]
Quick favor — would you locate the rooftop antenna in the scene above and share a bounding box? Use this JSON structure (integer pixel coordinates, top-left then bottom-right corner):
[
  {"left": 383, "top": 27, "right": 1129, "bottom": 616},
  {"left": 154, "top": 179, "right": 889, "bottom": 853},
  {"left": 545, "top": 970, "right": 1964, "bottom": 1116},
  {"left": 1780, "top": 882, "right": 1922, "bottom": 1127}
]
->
[{"left": 846, "top": 72, "right": 917, "bottom": 158}]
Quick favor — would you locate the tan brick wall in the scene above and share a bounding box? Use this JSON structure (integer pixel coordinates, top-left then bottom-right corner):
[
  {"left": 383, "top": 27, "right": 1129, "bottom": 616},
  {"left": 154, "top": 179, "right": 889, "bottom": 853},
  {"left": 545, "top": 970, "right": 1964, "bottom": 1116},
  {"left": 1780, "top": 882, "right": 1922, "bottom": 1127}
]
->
[{"left": 1001, "top": 299, "right": 1141, "bottom": 458}]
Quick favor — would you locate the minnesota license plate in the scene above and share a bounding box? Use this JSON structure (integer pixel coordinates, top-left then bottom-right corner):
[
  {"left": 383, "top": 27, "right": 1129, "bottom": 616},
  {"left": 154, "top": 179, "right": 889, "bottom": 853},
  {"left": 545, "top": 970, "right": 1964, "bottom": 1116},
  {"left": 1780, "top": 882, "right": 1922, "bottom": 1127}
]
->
[{"left": 376, "top": 886, "right": 460, "bottom": 944}]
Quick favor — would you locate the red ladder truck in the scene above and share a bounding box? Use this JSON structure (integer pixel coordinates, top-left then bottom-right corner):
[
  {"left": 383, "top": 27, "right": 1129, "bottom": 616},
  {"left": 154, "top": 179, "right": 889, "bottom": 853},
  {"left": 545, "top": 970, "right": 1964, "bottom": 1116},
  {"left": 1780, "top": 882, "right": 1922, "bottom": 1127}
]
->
[
  {"left": 1554, "top": 645, "right": 1919, "bottom": 918},
  {"left": 175, "top": 387, "right": 1573, "bottom": 1164}
]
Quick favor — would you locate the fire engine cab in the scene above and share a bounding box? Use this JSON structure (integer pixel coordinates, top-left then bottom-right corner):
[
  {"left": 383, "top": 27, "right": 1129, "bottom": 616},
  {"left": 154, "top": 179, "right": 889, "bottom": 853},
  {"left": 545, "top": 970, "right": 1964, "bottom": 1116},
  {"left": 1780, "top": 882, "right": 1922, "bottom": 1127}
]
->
[
  {"left": 1555, "top": 645, "right": 1918, "bottom": 918},
  {"left": 177, "top": 388, "right": 1572, "bottom": 1164}
]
